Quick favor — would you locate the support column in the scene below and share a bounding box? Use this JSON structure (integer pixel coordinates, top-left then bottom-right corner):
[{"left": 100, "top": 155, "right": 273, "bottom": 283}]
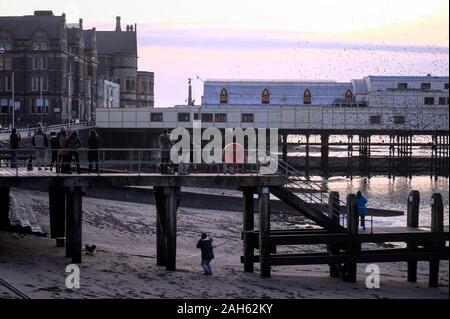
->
[
  {"left": 65, "top": 187, "right": 83, "bottom": 263},
  {"left": 165, "top": 187, "right": 179, "bottom": 271},
  {"left": 154, "top": 186, "right": 167, "bottom": 266},
  {"left": 429, "top": 193, "right": 444, "bottom": 288},
  {"left": 320, "top": 133, "right": 329, "bottom": 176},
  {"left": 282, "top": 133, "right": 288, "bottom": 164},
  {"left": 243, "top": 187, "right": 255, "bottom": 273},
  {"left": 259, "top": 187, "right": 271, "bottom": 278},
  {"left": 328, "top": 191, "right": 342, "bottom": 278},
  {"left": 344, "top": 194, "right": 359, "bottom": 282},
  {"left": 0, "top": 186, "right": 10, "bottom": 229},
  {"left": 407, "top": 190, "right": 420, "bottom": 282},
  {"left": 347, "top": 135, "right": 353, "bottom": 179},
  {"left": 49, "top": 186, "right": 66, "bottom": 247},
  {"left": 305, "top": 134, "right": 310, "bottom": 178}
]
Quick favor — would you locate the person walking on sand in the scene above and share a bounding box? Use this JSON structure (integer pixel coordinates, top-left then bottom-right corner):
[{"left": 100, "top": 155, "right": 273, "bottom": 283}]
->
[
  {"left": 357, "top": 191, "right": 368, "bottom": 230},
  {"left": 196, "top": 233, "right": 218, "bottom": 275},
  {"left": 31, "top": 124, "right": 49, "bottom": 171},
  {"left": 9, "top": 128, "right": 21, "bottom": 169},
  {"left": 159, "top": 129, "right": 172, "bottom": 174}
]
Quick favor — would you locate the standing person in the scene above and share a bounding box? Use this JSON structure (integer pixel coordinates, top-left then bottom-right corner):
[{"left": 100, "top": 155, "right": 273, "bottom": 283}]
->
[
  {"left": 159, "top": 129, "right": 172, "bottom": 174},
  {"left": 58, "top": 128, "right": 70, "bottom": 173},
  {"left": 357, "top": 191, "right": 368, "bottom": 230},
  {"left": 9, "top": 128, "right": 21, "bottom": 169},
  {"left": 67, "top": 130, "right": 82, "bottom": 174},
  {"left": 49, "top": 132, "right": 60, "bottom": 172},
  {"left": 31, "top": 124, "right": 48, "bottom": 171},
  {"left": 196, "top": 233, "right": 217, "bottom": 275},
  {"left": 87, "top": 129, "right": 100, "bottom": 174}
]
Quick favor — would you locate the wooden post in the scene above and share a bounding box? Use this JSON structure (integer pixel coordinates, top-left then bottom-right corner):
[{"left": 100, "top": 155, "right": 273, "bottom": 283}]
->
[
  {"left": 320, "top": 133, "right": 329, "bottom": 176},
  {"left": 429, "top": 193, "right": 444, "bottom": 288},
  {"left": 165, "top": 187, "right": 178, "bottom": 271},
  {"left": 154, "top": 187, "right": 167, "bottom": 266},
  {"left": 71, "top": 187, "right": 83, "bottom": 264},
  {"left": 407, "top": 190, "right": 420, "bottom": 282},
  {"left": 65, "top": 188, "right": 73, "bottom": 258},
  {"left": 0, "top": 186, "right": 10, "bottom": 229},
  {"left": 305, "top": 135, "right": 310, "bottom": 178},
  {"left": 328, "top": 191, "right": 342, "bottom": 277},
  {"left": 344, "top": 194, "right": 358, "bottom": 282},
  {"left": 49, "top": 187, "right": 66, "bottom": 247},
  {"left": 259, "top": 187, "right": 271, "bottom": 278},
  {"left": 243, "top": 187, "right": 255, "bottom": 273},
  {"left": 282, "top": 133, "right": 288, "bottom": 164}
]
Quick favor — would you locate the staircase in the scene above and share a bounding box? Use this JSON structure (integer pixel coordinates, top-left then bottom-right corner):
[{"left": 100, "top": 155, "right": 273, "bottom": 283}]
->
[{"left": 274, "top": 159, "right": 347, "bottom": 232}]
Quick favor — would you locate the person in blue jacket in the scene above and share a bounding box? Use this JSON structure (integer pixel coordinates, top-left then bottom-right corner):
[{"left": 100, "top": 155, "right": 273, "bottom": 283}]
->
[{"left": 357, "top": 191, "right": 368, "bottom": 230}]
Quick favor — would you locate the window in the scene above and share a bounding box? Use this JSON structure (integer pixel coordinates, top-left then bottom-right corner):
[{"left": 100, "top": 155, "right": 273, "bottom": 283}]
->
[
  {"left": 33, "top": 40, "right": 48, "bottom": 51},
  {"left": 201, "top": 113, "right": 213, "bottom": 122},
  {"left": 194, "top": 113, "right": 199, "bottom": 120},
  {"left": 345, "top": 89, "right": 353, "bottom": 99},
  {"left": 394, "top": 116, "right": 405, "bottom": 124},
  {"left": 215, "top": 113, "right": 227, "bottom": 123},
  {"left": 421, "top": 83, "right": 431, "bottom": 90},
  {"left": 142, "top": 81, "right": 147, "bottom": 92},
  {"left": 220, "top": 88, "right": 228, "bottom": 104},
  {"left": 424, "top": 97, "right": 435, "bottom": 105},
  {"left": 439, "top": 97, "right": 446, "bottom": 105},
  {"left": 0, "top": 57, "right": 11, "bottom": 70},
  {"left": 151, "top": 112, "right": 163, "bottom": 122},
  {"left": 370, "top": 115, "right": 381, "bottom": 124},
  {"left": 32, "top": 57, "right": 47, "bottom": 70},
  {"left": 0, "top": 42, "right": 12, "bottom": 51},
  {"left": 126, "top": 79, "right": 131, "bottom": 91},
  {"left": 0, "top": 76, "right": 12, "bottom": 92},
  {"left": 357, "top": 102, "right": 366, "bottom": 108},
  {"left": 31, "top": 76, "right": 47, "bottom": 91},
  {"left": 303, "top": 89, "right": 311, "bottom": 104},
  {"left": 178, "top": 112, "right": 190, "bottom": 122},
  {"left": 445, "top": 83, "right": 449, "bottom": 90},
  {"left": 262, "top": 88, "right": 270, "bottom": 104},
  {"left": 398, "top": 83, "right": 408, "bottom": 90},
  {"left": 33, "top": 98, "right": 49, "bottom": 114},
  {"left": 242, "top": 113, "right": 254, "bottom": 123}
]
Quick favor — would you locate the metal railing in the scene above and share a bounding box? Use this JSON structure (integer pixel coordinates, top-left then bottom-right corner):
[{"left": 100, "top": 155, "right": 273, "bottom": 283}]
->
[
  {"left": 0, "top": 121, "right": 96, "bottom": 141},
  {"left": 277, "top": 159, "right": 347, "bottom": 227}
]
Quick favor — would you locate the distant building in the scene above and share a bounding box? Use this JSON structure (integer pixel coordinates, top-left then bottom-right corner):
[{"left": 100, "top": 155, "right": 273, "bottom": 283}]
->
[
  {"left": 202, "top": 75, "right": 449, "bottom": 109},
  {"left": 97, "top": 80, "right": 120, "bottom": 108},
  {"left": 0, "top": 11, "right": 154, "bottom": 127}
]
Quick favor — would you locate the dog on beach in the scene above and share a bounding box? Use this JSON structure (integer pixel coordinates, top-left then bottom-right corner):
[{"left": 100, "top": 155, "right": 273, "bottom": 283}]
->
[{"left": 85, "top": 244, "right": 97, "bottom": 255}]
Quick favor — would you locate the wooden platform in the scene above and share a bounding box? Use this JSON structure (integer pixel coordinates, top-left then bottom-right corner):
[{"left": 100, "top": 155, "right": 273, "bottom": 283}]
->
[{"left": 0, "top": 168, "right": 288, "bottom": 189}]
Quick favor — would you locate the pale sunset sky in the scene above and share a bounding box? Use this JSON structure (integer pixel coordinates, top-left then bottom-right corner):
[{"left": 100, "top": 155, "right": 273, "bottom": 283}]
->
[{"left": 1, "top": 0, "right": 449, "bottom": 106}]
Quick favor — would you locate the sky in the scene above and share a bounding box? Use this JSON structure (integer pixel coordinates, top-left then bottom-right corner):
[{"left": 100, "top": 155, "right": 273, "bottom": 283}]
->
[{"left": 1, "top": 0, "right": 449, "bottom": 106}]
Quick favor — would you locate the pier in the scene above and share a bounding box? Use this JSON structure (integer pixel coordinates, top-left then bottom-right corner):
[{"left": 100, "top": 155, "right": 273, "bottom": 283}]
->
[{"left": 0, "top": 152, "right": 448, "bottom": 287}]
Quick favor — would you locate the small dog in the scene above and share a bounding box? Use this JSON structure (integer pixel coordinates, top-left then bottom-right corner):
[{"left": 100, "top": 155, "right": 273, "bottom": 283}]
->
[{"left": 85, "top": 244, "right": 97, "bottom": 255}]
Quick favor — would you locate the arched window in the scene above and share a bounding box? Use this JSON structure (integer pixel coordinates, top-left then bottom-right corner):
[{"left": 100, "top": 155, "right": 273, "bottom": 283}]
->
[
  {"left": 303, "top": 89, "right": 311, "bottom": 105},
  {"left": 345, "top": 89, "right": 353, "bottom": 99},
  {"left": 220, "top": 88, "right": 228, "bottom": 104},
  {"left": 262, "top": 88, "right": 270, "bottom": 104}
]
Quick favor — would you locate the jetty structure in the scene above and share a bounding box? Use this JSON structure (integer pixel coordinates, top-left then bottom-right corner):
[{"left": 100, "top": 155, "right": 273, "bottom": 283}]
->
[{"left": 93, "top": 75, "right": 449, "bottom": 178}]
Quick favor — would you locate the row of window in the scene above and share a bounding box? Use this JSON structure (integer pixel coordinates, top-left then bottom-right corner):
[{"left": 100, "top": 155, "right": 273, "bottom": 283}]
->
[
  {"left": 398, "top": 82, "right": 449, "bottom": 90},
  {"left": 369, "top": 115, "right": 405, "bottom": 125},
  {"left": 0, "top": 40, "right": 49, "bottom": 51},
  {"left": 149, "top": 112, "right": 255, "bottom": 123},
  {"left": 219, "top": 88, "right": 353, "bottom": 104},
  {"left": 424, "top": 96, "right": 449, "bottom": 105}
]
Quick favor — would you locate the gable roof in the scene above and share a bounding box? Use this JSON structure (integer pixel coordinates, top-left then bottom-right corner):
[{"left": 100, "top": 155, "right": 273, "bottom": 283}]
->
[{"left": 0, "top": 15, "right": 64, "bottom": 40}]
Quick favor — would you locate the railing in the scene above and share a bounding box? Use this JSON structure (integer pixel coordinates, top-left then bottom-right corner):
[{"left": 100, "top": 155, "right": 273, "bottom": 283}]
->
[
  {"left": 0, "top": 121, "right": 96, "bottom": 141},
  {"left": 277, "top": 159, "right": 347, "bottom": 227}
]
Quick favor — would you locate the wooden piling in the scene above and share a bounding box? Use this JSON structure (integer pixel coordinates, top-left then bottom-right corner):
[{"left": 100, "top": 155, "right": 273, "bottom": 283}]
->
[
  {"left": 243, "top": 187, "right": 255, "bottom": 273},
  {"left": 153, "top": 186, "right": 167, "bottom": 266},
  {"left": 259, "top": 187, "right": 271, "bottom": 278},
  {"left": 344, "top": 194, "right": 359, "bottom": 282},
  {"left": 407, "top": 190, "right": 420, "bottom": 282},
  {"left": 49, "top": 187, "right": 66, "bottom": 247},
  {"left": 282, "top": 133, "right": 288, "bottom": 164},
  {"left": 0, "top": 186, "right": 10, "bottom": 229},
  {"left": 305, "top": 134, "right": 310, "bottom": 178},
  {"left": 320, "top": 133, "right": 329, "bottom": 176},
  {"left": 328, "top": 191, "right": 342, "bottom": 278},
  {"left": 429, "top": 193, "right": 444, "bottom": 288},
  {"left": 71, "top": 187, "right": 83, "bottom": 264},
  {"left": 65, "top": 188, "right": 73, "bottom": 258},
  {"left": 165, "top": 187, "right": 179, "bottom": 271}
]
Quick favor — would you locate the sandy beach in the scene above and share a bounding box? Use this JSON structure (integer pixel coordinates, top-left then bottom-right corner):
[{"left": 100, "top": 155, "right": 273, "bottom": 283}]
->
[{"left": 0, "top": 188, "right": 448, "bottom": 299}]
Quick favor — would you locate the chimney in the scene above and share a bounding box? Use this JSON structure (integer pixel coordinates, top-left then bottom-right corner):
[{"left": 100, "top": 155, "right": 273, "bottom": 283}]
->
[
  {"left": 115, "top": 16, "right": 122, "bottom": 31},
  {"left": 129, "top": 24, "right": 133, "bottom": 32},
  {"left": 126, "top": 25, "right": 130, "bottom": 32},
  {"left": 134, "top": 23, "right": 137, "bottom": 32},
  {"left": 79, "top": 18, "right": 83, "bottom": 30}
]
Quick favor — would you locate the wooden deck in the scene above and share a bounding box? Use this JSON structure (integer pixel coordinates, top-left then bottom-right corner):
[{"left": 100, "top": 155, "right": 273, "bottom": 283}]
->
[{"left": 0, "top": 168, "right": 288, "bottom": 188}]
